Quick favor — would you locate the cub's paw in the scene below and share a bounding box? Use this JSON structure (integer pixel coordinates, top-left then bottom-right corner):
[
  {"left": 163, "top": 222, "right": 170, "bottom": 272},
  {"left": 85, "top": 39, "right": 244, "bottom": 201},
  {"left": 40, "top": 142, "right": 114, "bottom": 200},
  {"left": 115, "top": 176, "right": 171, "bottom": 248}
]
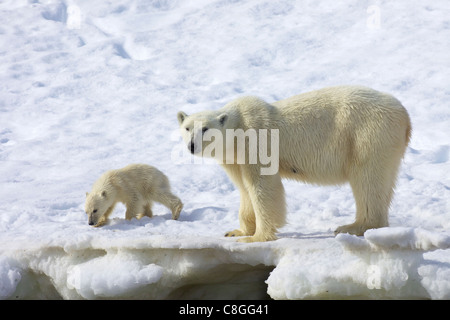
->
[
  {"left": 171, "top": 201, "right": 183, "bottom": 220},
  {"left": 93, "top": 220, "right": 107, "bottom": 228}
]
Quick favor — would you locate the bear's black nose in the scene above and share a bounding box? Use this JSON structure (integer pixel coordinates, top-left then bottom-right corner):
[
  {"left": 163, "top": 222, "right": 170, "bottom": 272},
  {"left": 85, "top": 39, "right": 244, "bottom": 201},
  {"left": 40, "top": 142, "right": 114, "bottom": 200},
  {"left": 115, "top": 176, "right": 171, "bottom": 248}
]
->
[
  {"left": 188, "top": 141, "right": 195, "bottom": 154},
  {"left": 88, "top": 221, "right": 94, "bottom": 226}
]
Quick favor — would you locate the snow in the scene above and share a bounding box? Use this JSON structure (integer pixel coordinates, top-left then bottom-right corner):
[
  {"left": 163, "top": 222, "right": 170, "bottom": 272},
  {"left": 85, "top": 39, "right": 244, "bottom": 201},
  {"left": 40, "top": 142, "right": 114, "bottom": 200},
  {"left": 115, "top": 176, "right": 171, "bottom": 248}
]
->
[{"left": 0, "top": 0, "right": 449, "bottom": 299}]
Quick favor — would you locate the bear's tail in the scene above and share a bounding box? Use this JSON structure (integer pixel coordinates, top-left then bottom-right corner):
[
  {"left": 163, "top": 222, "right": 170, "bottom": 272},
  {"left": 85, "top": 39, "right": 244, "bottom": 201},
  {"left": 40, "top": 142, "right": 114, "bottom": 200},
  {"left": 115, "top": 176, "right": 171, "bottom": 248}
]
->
[{"left": 405, "top": 113, "right": 412, "bottom": 147}]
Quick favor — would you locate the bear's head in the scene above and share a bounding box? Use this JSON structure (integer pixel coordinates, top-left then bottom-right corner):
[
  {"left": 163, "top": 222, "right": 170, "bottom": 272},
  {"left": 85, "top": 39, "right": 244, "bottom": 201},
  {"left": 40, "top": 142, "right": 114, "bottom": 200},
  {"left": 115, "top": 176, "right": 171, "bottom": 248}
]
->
[
  {"left": 177, "top": 110, "right": 229, "bottom": 159},
  {"left": 85, "top": 190, "right": 112, "bottom": 226}
]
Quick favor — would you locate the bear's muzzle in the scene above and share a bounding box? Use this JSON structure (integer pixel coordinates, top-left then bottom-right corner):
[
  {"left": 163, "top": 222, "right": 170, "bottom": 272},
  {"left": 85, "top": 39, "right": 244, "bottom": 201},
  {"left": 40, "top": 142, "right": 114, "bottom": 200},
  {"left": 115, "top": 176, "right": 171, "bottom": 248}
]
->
[{"left": 188, "top": 141, "right": 195, "bottom": 154}]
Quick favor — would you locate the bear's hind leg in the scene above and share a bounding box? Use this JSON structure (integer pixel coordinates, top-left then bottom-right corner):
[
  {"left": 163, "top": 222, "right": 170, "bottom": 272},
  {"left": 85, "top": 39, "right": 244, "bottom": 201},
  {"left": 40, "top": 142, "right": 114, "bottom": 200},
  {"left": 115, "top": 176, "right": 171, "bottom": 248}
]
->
[{"left": 335, "top": 158, "right": 400, "bottom": 236}]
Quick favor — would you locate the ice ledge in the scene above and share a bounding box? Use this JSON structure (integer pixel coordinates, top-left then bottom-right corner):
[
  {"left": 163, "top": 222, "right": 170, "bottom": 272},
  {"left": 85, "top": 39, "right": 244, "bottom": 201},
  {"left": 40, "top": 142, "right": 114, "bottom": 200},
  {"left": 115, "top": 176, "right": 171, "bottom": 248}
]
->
[
  {"left": 268, "top": 227, "right": 450, "bottom": 299},
  {"left": 1, "top": 227, "right": 450, "bottom": 299},
  {"left": 337, "top": 227, "right": 450, "bottom": 251}
]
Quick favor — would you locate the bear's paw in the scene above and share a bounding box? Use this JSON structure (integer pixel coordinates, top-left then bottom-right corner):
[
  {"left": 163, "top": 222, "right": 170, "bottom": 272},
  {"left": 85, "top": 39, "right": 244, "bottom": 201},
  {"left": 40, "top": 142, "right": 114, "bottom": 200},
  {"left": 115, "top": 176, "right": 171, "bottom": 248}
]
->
[{"left": 225, "top": 229, "right": 245, "bottom": 237}]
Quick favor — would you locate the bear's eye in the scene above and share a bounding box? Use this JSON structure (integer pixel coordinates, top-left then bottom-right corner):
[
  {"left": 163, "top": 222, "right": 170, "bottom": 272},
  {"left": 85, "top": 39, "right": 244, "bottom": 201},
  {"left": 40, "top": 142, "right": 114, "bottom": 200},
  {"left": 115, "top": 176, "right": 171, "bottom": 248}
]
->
[
  {"left": 202, "top": 127, "right": 208, "bottom": 134},
  {"left": 185, "top": 127, "right": 190, "bottom": 132},
  {"left": 93, "top": 209, "right": 98, "bottom": 213}
]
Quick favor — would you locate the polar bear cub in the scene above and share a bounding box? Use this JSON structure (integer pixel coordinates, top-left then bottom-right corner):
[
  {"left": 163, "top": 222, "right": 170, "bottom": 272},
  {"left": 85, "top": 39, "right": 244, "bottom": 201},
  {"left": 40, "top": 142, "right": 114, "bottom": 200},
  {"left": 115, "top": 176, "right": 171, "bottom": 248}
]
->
[
  {"left": 177, "top": 85, "right": 411, "bottom": 242},
  {"left": 85, "top": 164, "right": 183, "bottom": 227}
]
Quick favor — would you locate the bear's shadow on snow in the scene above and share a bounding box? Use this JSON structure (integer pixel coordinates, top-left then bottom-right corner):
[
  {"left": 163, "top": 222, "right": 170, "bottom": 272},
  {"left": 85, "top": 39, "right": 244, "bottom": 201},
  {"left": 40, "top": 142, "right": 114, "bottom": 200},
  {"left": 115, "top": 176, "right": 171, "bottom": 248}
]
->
[
  {"left": 98, "top": 207, "right": 336, "bottom": 240},
  {"left": 277, "top": 231, "right": 335, "bottom": 240}
]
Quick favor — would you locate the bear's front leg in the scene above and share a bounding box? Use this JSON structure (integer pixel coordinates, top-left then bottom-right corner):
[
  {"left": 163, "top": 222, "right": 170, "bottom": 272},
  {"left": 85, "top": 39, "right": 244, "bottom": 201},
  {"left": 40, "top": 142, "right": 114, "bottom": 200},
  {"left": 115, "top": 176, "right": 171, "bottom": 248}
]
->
[
  {"left": 224, "top": 187, "right": 256, "bottom": 238},
  {"left": 221, "top": 164, "right": 257, "bottom": 238},
  {"left": 334, "top": 222, "right": 369, "bottom": 236},
  {"left": 237, "top": 167, "right": 286, "bottom": 243}
]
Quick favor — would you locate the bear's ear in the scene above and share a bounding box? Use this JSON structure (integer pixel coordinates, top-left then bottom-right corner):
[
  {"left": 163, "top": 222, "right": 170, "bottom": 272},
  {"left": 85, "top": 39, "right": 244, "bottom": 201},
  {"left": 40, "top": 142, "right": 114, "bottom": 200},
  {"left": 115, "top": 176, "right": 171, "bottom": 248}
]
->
[
  {"left": 86, "top": 192, "right": 89, "bottom": 197},
  {"left": 218, "top": 113, "right": 228, "bottom": 126},
  {"left": 177, "top": 111, "right": 188, "bottom": 125},
  {"left": 101, "top": 190, "right": 107, "bottom": 198}
]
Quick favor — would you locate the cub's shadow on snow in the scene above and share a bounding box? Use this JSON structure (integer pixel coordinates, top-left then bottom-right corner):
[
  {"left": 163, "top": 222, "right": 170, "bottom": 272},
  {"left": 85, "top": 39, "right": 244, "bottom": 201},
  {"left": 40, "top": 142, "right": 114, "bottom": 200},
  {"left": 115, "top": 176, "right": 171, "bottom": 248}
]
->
[
  {"left": 101, "top": 215, "right": 170, "bottom": 231},
  {"left": 99, "top": 206, "right": 228, "bottom": 231},
  {"left": 182, "top": 206, "right": 228, "bottom": 221}
]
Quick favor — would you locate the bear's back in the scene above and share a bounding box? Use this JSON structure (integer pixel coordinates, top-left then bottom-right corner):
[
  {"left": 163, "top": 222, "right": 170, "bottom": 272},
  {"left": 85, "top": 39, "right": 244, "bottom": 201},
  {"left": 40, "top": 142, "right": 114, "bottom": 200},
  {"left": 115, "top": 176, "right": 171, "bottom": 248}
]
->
[
  {"left": 273, "top": 86, "right": 410, "bottom": 184},
  {"left": 274, "top": 85, "right": 406, "bottom": 115}
]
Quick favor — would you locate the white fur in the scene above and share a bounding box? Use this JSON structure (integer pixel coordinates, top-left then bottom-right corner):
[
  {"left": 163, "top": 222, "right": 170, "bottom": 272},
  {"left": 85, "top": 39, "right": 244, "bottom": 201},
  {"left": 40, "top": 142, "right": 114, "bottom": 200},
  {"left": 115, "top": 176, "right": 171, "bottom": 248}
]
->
[
  {"left": 178, "top": 86, "right": 411, "bottom": 242},
  {"left": 85, "top": 164, "right": 183, "bottom": 227}
]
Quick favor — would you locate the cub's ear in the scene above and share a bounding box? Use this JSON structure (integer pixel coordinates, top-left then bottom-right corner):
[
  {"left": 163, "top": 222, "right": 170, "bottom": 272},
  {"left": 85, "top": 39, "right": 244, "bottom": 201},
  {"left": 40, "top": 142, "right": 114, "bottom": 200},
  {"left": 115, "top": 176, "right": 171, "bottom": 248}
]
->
[
  {"left": 177, "top": 111, "right": 188, "bottom": 125},
  {"left": 86, "top": 192, "right": 89, "bottom": 197},
  {"left": 218, "top": 113, "right": 228, "bottom": 126},
  {"left": 101, "top": 190, "right": 107, "bottom": 198}
]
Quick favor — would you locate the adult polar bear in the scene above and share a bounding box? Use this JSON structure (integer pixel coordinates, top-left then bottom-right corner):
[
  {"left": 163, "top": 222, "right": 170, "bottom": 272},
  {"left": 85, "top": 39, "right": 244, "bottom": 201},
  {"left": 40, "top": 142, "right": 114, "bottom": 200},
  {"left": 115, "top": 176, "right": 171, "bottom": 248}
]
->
[{"left": 177, "top": 86, "right": 411, "bottom": 242}]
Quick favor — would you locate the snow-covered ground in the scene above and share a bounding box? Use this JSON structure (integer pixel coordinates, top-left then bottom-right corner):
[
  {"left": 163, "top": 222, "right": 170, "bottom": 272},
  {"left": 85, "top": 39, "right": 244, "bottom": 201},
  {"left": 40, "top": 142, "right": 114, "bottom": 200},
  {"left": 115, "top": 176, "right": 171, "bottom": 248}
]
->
[{"left": 1, "top": 0, "right": 449, "bottom": 299}]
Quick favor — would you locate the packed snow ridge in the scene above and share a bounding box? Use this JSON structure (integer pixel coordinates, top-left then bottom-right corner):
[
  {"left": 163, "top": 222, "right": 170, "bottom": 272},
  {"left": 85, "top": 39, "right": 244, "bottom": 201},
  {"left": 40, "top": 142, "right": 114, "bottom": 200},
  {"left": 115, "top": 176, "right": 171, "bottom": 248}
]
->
[
  {"left": 1, "top": 227, "right": 450, "bottom": 299},
  {"left": 1, "top": 0, "right": 449, "bottom": 299}
]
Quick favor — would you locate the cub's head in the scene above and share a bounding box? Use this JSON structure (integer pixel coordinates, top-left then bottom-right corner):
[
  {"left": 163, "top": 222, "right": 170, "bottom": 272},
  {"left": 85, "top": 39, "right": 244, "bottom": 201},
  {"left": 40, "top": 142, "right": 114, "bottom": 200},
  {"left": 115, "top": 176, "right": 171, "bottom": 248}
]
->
[
  {"left": 177, "top": 110, "right": 229, "bottom": 157},
  {"left": 84, "top": 190, "right": 110, "bottom": 226}
]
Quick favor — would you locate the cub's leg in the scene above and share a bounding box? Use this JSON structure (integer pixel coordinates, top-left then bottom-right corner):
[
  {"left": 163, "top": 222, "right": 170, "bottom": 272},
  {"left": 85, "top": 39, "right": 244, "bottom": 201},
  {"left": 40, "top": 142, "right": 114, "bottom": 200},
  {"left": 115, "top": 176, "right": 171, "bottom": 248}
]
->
[
  {"left": 137, "top": 202, "right": 153, "bottom": 219},
  {"left": 153, "top": 190, "right": 183, "bottom": 220},
  {"left": 144, "top": 202, "right": 153, "bottom": 217},
  {"left": 125, "top": 202, "right": 139, "bottom": 220},
  {"left": 94, "top": 204, "right": 116, "bottom": 227}
]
